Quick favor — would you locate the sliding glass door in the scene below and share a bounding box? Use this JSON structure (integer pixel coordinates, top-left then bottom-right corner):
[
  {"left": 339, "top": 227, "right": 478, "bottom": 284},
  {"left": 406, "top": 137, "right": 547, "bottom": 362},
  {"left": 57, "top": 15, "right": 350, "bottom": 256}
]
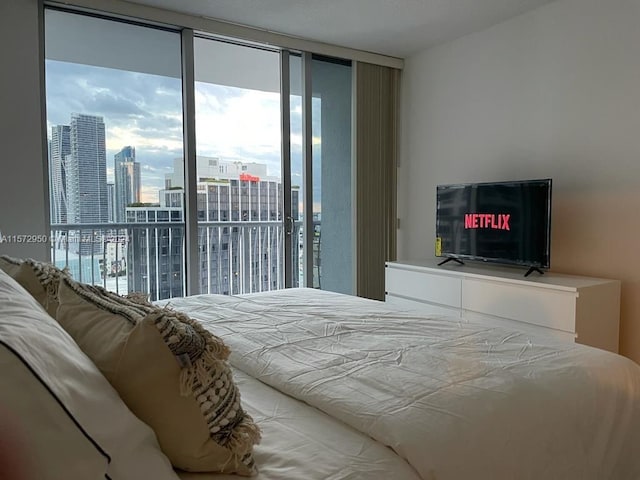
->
[
  {"left": 193, "top": 37, "right": 283, "bottom": 295},
  {"left": 45, "top": 8, "right": 185, "bottom": 300},
  {"left": 310, "top": 56, "right": 353, "bottom": 293},
  {"left": 288, "top": 54, "right": 353, "bottom": 293},
  {"left": 44, "top": 7, "right": 354, "bottom": 299}
]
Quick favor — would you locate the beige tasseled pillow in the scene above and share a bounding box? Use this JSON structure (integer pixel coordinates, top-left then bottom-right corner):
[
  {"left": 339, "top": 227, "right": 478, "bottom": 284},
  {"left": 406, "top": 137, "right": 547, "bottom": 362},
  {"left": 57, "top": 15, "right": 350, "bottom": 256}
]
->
[
  {"left": 0, "top": 254, "right": 22, "bottom": 277},
  {"left": 56, "top": 276, "right": 260, "bottom": 475},
  {"left": 0, "top": 255, "right": 67, "bottom": 318}
]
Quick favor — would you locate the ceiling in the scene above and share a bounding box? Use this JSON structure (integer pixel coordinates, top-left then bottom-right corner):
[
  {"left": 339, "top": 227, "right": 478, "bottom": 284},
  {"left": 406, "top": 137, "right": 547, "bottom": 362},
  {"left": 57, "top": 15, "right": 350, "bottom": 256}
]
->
[{"left": 124, "top": 0, "right": 556, "bottom": 58}]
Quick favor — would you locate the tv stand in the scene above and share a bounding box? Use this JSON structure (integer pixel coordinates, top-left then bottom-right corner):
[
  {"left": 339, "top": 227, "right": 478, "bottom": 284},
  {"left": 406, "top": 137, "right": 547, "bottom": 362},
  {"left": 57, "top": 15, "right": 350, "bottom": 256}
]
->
[
  {"left": 384, "top": 259, "right": 621, "bottom": 353},
  {"left": 524, "top": 266, "right": 544, "bottom": 278},
  {"left": 437, "top": 257, "right": 464, "bottom": 267}
]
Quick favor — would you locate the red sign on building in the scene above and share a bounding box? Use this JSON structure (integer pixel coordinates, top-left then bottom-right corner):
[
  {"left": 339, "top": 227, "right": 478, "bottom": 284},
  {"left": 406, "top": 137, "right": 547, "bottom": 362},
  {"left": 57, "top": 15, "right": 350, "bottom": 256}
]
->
[{"left": 239, "top": 173, "right": 260, "bottom": 182}]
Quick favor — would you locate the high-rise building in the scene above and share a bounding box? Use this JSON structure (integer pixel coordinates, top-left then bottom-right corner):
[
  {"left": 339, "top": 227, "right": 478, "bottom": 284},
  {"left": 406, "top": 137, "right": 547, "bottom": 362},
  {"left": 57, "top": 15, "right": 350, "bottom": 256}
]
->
[
  {"left": 126, "top": 157, "right": 296, "bottom": 301},
  {"left": 64, "top": 114, "right": 108, "bottom": 255},
  {"left": 114, "top": 146, "right": 141, "bottom": 222},
  {"left": 49, "top": 125, "right": 70, "bottom": 224},
  {"left": 126, "top": 201, "right": 184, "bottom": 301},
  {"left": 65, "top": 114, "right": 108, "bottom": 225}
]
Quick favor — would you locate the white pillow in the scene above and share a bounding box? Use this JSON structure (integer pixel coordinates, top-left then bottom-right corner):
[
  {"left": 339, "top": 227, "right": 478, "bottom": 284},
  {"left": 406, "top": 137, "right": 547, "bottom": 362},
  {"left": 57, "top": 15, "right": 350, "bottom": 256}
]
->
[
  {"left": 0, "top": 342, "right": 109, "bottom": 479},
  {"left": 0, "top": 269, "right": 180, "bottom": 480}
]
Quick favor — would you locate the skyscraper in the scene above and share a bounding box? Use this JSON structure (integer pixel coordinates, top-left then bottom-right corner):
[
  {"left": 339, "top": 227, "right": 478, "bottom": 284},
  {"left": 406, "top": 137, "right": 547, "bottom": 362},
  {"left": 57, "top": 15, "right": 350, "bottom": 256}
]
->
[
  {"left": 49, "top": 125, "right": 70, "bottom": 224},
  {"left": 65, "top": 113, "right": 108, "bottom": 224},
  {"left": 126, "top": 157, "right": 295, "bottom": 301},
  {"left": 114, "top": 146, "right": 141, "bottom": 222}
]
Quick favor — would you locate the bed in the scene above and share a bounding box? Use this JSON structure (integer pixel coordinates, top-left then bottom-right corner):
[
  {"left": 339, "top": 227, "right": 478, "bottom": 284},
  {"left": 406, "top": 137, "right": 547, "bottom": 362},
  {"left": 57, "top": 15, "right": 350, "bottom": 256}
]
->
[
  {"left": 160, "top": 288, "right": 640, "bottom": 480},
  {"left": 1, "top": 257, "right": 640, "bottom": 480}
]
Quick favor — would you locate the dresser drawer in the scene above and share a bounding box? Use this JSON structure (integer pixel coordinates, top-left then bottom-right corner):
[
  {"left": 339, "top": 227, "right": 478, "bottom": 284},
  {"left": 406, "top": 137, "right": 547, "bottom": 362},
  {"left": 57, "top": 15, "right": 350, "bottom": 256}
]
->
[
  {"left": 385, "top": 294, "right": 462, "bottom": 317},
  {"left": 386, "top": 267, "right": 461, "bottom": 308},
  {"left": 462, "top": 278, "right": 577, "bottom": 333},
  {"left": 464, "top": 311, "right": 577, "bottom": 342}
]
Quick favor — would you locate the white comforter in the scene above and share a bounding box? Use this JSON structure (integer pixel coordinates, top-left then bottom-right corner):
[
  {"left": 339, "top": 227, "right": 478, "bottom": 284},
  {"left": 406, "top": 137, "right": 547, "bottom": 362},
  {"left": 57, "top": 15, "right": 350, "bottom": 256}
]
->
[
  {"left": 160, "top": 288, "right": 640, "bottom": 480},
  {"left": 177, "top": 367, "right": 421, "bottom": 480}
]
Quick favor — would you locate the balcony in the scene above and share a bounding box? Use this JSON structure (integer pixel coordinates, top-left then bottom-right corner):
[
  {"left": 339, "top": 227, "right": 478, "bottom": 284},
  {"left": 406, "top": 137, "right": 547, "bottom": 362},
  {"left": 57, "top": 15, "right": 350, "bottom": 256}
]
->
[{"left": 51, "top": 221, "right": 310, "bottom": 301}]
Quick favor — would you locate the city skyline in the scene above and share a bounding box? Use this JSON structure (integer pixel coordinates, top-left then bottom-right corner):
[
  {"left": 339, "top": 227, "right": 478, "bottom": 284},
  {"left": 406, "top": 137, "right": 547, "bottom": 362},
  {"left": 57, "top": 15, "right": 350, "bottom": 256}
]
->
[
  {"left": 48, "top": 112, "right": 290, "bottom": 224},
  {"left": 49, "top": 149, "right": 303, "bottom": 300},
  {"left": 44, "top": 59, "right": 323, "bottom": 208},
  {"left": 47, "top": 104, "right": 314, "bottom": 225},
  {"left": 45, "top": 60, "right": 288, "bottom": 204}
]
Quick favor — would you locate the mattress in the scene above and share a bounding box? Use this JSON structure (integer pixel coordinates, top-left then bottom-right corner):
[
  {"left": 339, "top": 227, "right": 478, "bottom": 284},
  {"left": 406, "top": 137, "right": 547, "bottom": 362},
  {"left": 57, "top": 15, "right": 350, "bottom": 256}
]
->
[{"left": 160, "top": 288, "right": 640, "bottom": 480}]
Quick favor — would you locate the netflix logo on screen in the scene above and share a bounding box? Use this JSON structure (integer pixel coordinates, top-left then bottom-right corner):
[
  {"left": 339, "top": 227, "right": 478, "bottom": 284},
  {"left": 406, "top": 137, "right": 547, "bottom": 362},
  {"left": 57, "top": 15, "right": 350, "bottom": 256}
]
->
[
  {"left": 464, "top": 213, "right": 510, "bottom": 231},
  {"left": 435, "top": 179, "right": 552, "bottom": 269},
  {"left": 436, "top": 178, "right": 552, "bottom": 273}
]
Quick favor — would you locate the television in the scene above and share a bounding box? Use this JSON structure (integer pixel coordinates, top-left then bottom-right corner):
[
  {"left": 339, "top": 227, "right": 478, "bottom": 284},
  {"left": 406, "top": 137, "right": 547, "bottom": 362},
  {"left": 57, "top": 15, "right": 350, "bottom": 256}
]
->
[{"left": 435, "top": 179, "right": 552, "bottom": 276}]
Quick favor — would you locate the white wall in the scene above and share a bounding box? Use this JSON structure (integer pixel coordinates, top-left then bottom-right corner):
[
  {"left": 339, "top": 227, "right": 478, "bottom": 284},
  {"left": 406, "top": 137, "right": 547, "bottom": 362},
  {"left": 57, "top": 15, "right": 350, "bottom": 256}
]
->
[
  {"left": 0, "top": 0, "right": 49, "bottom": 260},
  {"left": 398, "top": 0, "right": 640, "bottom": 361}
]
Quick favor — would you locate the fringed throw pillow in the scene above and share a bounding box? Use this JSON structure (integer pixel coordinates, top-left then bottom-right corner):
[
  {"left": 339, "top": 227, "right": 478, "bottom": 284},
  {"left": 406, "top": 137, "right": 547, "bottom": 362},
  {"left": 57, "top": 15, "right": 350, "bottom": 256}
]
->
[
  {"left": 0, "top": 254, "right": 22, "bottom": 277},
  {"left": 56, "top": 276, "right": 260, "bottom": 475},
  {"left": 0, "top": 255, "right": 67, "bottom": 318}
]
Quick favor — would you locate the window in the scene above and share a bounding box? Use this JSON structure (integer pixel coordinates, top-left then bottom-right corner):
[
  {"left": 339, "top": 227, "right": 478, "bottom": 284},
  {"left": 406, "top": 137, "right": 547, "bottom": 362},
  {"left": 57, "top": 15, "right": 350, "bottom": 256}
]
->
[
  {"left": 288, "top": 55, "right": 353, "bottom": 292},
  {"left": 45, "top": 7, "right": 358, "bottom": 301},
  {"left": 45, "top": 9, "right": 185, "bottom": 301},
  {"left": 194, "top": 37, "right": 282, "bottom": 295}
]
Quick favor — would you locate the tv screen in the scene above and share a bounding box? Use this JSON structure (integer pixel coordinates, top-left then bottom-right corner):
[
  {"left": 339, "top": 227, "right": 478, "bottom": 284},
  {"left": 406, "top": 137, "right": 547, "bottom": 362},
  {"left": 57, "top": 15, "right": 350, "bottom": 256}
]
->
[{"left": 436, "top": 179, "right": 552, "bottom": 270}]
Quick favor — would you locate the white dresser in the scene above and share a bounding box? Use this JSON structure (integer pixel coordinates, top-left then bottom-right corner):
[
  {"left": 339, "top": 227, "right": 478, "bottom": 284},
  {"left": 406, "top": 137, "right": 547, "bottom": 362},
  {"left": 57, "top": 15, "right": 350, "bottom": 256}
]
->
[{"left": 385, "top": 260, "right": 621, "bottom": 353}]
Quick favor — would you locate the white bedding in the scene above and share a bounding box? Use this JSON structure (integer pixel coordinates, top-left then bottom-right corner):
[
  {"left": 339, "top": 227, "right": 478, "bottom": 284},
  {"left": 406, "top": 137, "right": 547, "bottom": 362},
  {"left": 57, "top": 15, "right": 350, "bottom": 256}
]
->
[
  {"left": 160, "top": 288, "right": 640, "bottom": 480},
  {"left": 177, "top": 367, "right": 421, "bottom": 480}
]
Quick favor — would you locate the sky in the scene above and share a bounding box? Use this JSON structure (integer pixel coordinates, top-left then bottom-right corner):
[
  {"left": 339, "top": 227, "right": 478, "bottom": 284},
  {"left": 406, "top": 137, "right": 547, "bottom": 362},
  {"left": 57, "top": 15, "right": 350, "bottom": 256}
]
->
[
  {"left": 45, "top": 60, "right": 311, "bottom": 204},
  {"left": 43, "top": 8, "right": 336, "bottom": 216}
]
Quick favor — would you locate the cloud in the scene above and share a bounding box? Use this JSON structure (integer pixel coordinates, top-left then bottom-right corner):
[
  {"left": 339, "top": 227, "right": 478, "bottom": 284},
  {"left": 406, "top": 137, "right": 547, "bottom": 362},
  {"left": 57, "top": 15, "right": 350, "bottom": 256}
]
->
[
  {"left": 44, "top": 59, "right": 329, "bottom": 206},
  {"left": 46, "top": 60, "right": 183, "bottom": 151},
  {"left": 194, "top": 83, "right": 282, "bottom": 176},
  {"left": 140, "top": 184, "right": 162, "bottom": 204},
  {"left": 91, "top": 91, "right": 147, "bottom": 117}
]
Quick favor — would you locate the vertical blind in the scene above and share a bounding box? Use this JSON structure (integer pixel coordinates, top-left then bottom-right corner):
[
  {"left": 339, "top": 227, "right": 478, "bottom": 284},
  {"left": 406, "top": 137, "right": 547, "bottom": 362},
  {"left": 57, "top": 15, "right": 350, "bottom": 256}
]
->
[{"left": 355, "top": 61, "right": 399, "bottom": 300}]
